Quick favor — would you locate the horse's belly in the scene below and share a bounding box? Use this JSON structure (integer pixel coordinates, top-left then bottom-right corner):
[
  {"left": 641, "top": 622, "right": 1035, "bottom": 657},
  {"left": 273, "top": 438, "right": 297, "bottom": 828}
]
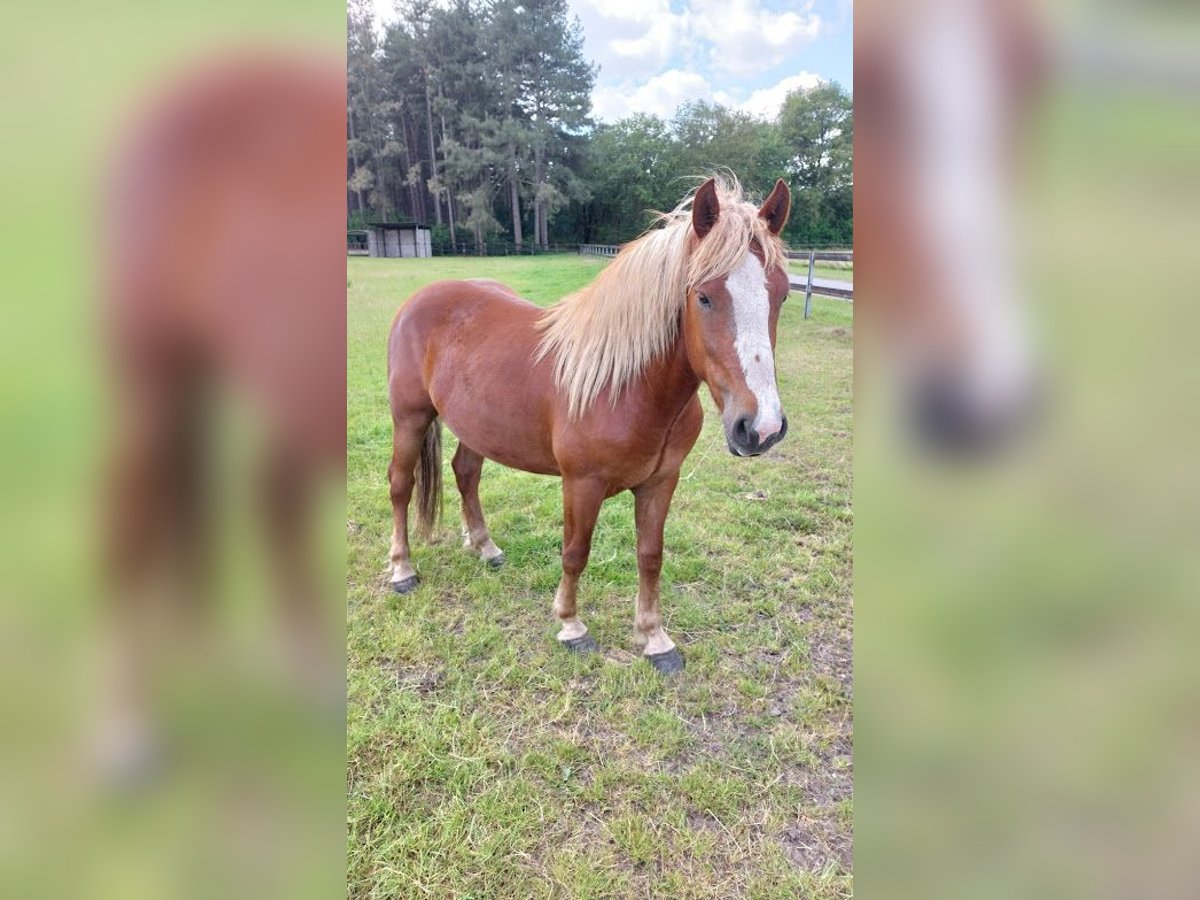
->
[
  {"left": 429, "top": 354, "right": 560, "bottom": 475},
  {"left": 442, "top": 413, "right": 561, "bottom": 476},
  {"left": 406, "top": 286, "right": 560, "bottom": 475}
]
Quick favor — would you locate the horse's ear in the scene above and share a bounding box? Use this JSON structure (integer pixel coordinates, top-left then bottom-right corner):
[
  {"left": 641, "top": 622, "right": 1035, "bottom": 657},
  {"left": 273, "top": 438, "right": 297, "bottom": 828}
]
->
[
  {"left": 759, "top": 179, "right": 791, "bottom": 235},
  {"left": 692, "top": 178, "right": 719, "bottom": 239}
]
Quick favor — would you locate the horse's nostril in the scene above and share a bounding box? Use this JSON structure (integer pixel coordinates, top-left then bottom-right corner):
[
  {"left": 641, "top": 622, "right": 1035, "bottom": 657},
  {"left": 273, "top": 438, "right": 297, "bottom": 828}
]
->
[
  {"left": 733, "top": 415, "right": 753, "bottom": 446},
  {"left": 912, "top": 375, "right": 1017, "bottom": 456}
]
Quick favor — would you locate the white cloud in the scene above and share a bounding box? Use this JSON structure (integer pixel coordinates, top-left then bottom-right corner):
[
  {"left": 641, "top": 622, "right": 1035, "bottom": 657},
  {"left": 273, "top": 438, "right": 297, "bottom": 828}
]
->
[
  {"left": 592, "top": 69, "right": 826, "bottom": 124},
  {"left": 610, "top": 17, "right": 681, "bottom": 63},
  {"left": 738, "top": 72, "right": 824, "bottom": 119},
  {"left": 591, "top": 69, "right": 716, "bottom": 121},
  {"left": 572, "top": 0, "right": 688, "bottom": 81},
  {"left": 573, "top": 0, "right": 824, "bottom": 80},
  {"left": 371, "top": 0, "right": 395, "bottom": 27},
  {"left": 690, "top": 0, "right": 823, "bottom": 76}
]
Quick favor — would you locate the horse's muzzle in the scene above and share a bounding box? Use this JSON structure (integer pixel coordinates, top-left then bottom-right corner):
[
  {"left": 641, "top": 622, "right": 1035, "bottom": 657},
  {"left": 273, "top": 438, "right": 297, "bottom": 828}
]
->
[
  {"left": 909, "top": 369, "right": 1043, "bottom": 458},
  {"left": 727, "top": 414, "right": 788, "bottom": 457}
]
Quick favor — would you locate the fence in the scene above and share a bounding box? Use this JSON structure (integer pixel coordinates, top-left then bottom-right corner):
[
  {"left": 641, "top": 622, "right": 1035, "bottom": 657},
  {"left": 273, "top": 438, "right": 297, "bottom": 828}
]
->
[
  {"left": 787, "top": 249, "right": 854, "bottom": 319},
  {"left": 431, "top": 241, "right": 580, "bottom": 257},
  {"left": 788, "top": 249, "right": 852, "bottom": 263},
  {"left": 578, "top": 244, "right": 621, "bottom": 258},
  {"left": 347, "top": 231, "right": 369, "bottom": 256}
]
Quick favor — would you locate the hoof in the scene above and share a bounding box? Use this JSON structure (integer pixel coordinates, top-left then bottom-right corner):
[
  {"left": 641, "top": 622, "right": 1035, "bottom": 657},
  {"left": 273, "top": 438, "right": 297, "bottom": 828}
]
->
[
  {"left": 645, "top": 647, "right": 685, "bottom": 675},
  {"left": 486, "top": 553, "right": 505, "bottom": 569},
  {"left": 390, "top": 575, "right": 420, "bottom": 595},
  {"left": 559, "top": 632, "right": 599, "bottom": 654}
]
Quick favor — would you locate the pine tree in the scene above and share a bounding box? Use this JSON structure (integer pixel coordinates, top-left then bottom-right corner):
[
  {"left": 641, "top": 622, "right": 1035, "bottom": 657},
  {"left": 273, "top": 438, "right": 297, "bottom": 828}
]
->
[{"left": 490, "top": 0, "right": 594, "bottom": 248}]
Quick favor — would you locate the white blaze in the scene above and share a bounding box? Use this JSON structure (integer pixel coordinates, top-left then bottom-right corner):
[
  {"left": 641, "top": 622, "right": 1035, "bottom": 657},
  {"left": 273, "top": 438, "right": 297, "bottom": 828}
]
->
[
  {"left": 904, "top": 0, "right": 1033, "bottom": 418},
  {"left": 726, "top": 253, "right": 783, "bottom": 441}
]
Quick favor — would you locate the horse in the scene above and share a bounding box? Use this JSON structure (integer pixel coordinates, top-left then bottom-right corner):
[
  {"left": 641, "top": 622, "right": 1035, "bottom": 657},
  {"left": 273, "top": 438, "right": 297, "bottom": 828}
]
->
[
  {"left": 856, "top": 0, "right": 1045, "bottom": 454},
  {"left": 385, "top": 176, "right": 792, "bottom": 674},
  {"left": 99, "top": 53, "right": 345, "bottom": 777}
]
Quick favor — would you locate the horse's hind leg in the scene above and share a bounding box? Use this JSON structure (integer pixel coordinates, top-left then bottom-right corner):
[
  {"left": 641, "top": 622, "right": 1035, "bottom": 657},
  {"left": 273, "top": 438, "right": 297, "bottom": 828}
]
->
[
  {"left": 99, "top": 355, "right": 209, "bottom": 779},
  {"left": 387, "top": 410, "right": 433, "bottom": 593},
  {"left": 451, "top": 443, "right": 504, "bottom": 567},
  {"left": 259, "top": 443, "right": 337, "bottom": 703}
]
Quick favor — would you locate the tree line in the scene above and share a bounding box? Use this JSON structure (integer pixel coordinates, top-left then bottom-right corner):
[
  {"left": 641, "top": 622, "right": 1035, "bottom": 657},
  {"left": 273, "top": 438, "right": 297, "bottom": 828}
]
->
[{"left": 347, "top": 0, "right": 853, "bottom": 253}]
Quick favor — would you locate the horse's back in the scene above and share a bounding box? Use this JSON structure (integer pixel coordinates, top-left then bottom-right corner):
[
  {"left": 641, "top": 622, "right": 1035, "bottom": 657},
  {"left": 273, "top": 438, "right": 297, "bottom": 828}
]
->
[
  {"left": 107, "top": 53, "right": 345, "bottom": 464},
  {"left": 388, "top": 279, "right": 540, "bottom": 375},
  {"left": 391, "top": 278, "right": 535, "bottom": 336}
]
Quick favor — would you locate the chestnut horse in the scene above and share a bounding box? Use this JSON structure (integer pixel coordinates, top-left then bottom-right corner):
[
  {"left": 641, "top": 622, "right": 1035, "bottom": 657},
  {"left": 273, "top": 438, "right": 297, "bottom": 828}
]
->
[
  {"left": 386, "top": 176, "right": 791, "bottom": 674},
  {"left": 99, "top": 55, "right": 345, "bottom": 777}
]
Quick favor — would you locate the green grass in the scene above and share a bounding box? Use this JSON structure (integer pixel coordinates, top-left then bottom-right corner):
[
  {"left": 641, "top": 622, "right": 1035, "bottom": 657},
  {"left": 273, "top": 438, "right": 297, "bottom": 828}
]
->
[{"left": 347, "top": 254, "right": 853, "bottom": 898}]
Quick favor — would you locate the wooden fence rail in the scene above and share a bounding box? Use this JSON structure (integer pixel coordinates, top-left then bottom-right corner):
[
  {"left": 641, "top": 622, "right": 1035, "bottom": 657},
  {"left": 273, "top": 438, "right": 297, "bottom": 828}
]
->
[
  {"left": 786, "top": 249, "right": 853, "bottom": 263},
  {"left": 788, "top": 249, "right": 854, "bottom": 318}
]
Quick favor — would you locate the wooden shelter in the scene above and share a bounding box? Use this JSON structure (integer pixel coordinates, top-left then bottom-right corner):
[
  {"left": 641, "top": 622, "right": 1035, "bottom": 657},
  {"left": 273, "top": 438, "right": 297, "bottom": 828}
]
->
[{"left": 361, "top": 222, "right": 432, "bottom": 258}]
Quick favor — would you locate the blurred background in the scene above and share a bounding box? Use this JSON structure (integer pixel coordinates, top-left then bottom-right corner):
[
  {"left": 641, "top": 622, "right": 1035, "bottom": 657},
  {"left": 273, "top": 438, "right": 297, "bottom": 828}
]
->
[
  {"left": 0, "top": 2, "right": 345, "bottom": 899},
  {"left": 856, "top": 0, "right": 1200, "bottom": 897}
]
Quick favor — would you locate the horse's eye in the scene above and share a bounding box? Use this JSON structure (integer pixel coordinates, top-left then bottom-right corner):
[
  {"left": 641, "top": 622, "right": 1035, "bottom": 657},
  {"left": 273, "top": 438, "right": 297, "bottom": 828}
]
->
[{"left": 697, "top": 293, "right": 712, "bottom": 308}]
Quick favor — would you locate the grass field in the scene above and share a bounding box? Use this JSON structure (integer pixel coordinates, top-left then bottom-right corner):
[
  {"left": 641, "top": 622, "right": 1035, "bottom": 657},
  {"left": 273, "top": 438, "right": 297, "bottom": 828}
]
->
[
  {"left": 346, "top": 254, "right": 853, "bottom": 899},
  {"left": 786, "top": 260, "right": 853, "bottom": 283}
]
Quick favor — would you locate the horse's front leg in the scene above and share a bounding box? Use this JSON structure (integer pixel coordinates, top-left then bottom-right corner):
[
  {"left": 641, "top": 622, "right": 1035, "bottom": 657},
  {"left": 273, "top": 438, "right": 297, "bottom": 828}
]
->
[
  {"left": 553, "top": 475, "right": 607, "bottom": 653},
  {"left": 633, "top": 472, "right": 685, "bottom": 674}
]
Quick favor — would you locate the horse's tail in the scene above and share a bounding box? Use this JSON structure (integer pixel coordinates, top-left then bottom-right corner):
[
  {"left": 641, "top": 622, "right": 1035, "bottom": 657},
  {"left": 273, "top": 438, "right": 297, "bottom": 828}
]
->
[{"left": 413, "top": 417, "right": 443, "bottom": 540}]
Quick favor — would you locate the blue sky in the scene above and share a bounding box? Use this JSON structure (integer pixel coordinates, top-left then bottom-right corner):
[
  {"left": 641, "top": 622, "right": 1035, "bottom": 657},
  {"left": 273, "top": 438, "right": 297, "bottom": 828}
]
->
[{"left": 372, "top": 0, "right": 852, "bottom": 122}]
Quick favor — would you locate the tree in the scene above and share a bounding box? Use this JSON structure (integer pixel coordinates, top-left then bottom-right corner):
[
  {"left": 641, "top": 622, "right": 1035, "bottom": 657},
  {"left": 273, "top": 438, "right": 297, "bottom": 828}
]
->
[
  {"left": 572, "top": 115, "right": 678, "bottom": 242},
  {"left": 778, "top": 81, "right": 853, "bottom": 245},
  {"left": 347, "top": 2, "right": 852, "bottom": 251},
  {"left": 670, "top": 102, "right": 779, "bottom": 189},
  {"left": 347, "top": 0, "right": 391, "bottom": 220},
  {"left": 490, "top": 0, "right": 595, "bottom": 248}
]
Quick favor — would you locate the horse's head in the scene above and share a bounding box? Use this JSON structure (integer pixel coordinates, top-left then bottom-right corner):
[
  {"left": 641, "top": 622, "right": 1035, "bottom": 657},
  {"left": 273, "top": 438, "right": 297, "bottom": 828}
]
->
[
  {"left": 682, "top": 178, "right": 792, "bottom": 457},
  {"left": 857, "top": 0, "right": 1044, "bottom": 456}
]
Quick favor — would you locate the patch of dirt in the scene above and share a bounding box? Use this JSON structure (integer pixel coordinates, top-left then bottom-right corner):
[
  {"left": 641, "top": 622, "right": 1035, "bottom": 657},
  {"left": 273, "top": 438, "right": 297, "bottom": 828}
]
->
[
  {"left": 779, "top": 816, "right": 853, "bottom": 872},
  {"left": 685, "top": 810, "right": 724, "bottom": 833},
  {"left": 376, "top": 658, "right": 445, "bottom": 696},
  {"left": 819, "top": 327, "right": 851, "bottom": 340},
  {"left": 809, "top": 750, "right": 853, "bottom": 810},
  {"left": 807, "top": 625, "right": 854, "bottom": 699},
  {"left": 682, "top": 703, "right": 771, "bottom": 766}
]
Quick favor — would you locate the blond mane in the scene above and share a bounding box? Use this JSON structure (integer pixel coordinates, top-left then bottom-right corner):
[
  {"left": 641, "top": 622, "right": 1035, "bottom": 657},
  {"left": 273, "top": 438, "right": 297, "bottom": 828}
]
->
[{"left": 535, "top": 175, "right": 787, "bottom": 419}]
